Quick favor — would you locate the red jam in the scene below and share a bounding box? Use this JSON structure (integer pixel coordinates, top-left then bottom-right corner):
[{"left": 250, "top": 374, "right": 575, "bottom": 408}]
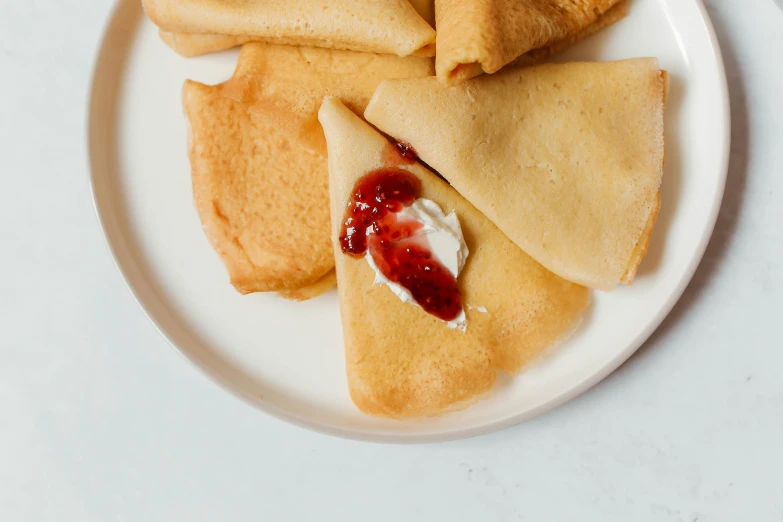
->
[
  {"left": 382, "top": 140, "right": 419, "bottom": 166},
  {"left": 339, "top": 168, "right": 463, "bottom": 322},
  {"left": 339, "top": 168, "right": 420, "bottom": 255}
]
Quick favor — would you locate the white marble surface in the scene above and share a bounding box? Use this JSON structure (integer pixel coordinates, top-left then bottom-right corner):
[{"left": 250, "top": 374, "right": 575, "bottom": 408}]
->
[{"left": 1, "top": 1, "right": 782, "bottom": 520}]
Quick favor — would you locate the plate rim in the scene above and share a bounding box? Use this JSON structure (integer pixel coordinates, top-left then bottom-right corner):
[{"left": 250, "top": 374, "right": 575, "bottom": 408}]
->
[{"left": 85, "top": 0, "right": 730, "bottom": 444}]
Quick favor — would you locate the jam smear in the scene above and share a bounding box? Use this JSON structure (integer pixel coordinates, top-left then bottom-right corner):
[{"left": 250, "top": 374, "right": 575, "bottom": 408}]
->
[
  {"left": 339, "top": 168, "right": 420, "bottom": 255},
  {"left": 382, "top": 140, "right": 419, "bottom": 166},
  {"left": 340, "top": 168, "right": 463, "bottom": 322}
]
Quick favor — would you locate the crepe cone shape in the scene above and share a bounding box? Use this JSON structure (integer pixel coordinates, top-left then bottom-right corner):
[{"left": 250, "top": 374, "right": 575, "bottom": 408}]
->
[
  {"left": 365, "top": 58, "right": 668, "bottom": 290},
  {"left": 319, "top": 97, "right": 588, "bottom": 418},
  {"left": 143, "top": 0, "right": 436, "bottom": 57},
  {"left": 183, "top": 43, "right": 433, "bottom": 296},
  {"left": 435, "top": 0, "right": 627, "bottom": 83}
]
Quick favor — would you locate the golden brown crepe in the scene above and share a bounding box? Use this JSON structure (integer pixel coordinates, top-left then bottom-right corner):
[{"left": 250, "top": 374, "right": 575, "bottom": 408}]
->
[
  {"left": 221, "top": 44, "right": 434, "bottom": 155},
  {"left": 159, "top": 31, "right": 253, "bottom": 57},
  {"left": 435, "top": 0, "right": 627, "bottom": 83},
  {"left": 365, "top": 58, "right": 667, "bottom": 290},
  {"left": 183, "top": 43, "right": 434, "bottom": 296},
  {"left": 143, "top": 0, "right": 436, "bottom": 58},
  {"left": 320, "top": 97, "right": 588, "bottom": 418},
  {"left": 409, "top": 0, "right": 435, "bottom": 27},
  {"left": 511, "top": 2, "right": 629, "bottom": 69},
  {"left": 158, "top": 1, "right": 436, "bottom": 58},
  {"left": 278, "top": 270, "right": 337, "bottom": 301}
]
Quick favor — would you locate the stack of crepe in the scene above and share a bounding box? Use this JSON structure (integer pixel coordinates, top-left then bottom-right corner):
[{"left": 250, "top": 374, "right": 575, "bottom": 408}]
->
[{"left": 142, "top": 0, "right": 668, "bottom": 418}]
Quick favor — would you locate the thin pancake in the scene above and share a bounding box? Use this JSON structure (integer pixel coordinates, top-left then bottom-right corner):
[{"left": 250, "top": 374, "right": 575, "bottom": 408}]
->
[
  {"left": 511, "top": 2, "right": 629, "bottom": 68},
  {"left": 365, "top": 59, "right": 667, "bottom": 290},
  {"left": 184, "top": 43, "right": 433, "bottom": 296},
  {"left": 409, "top": 0, "right": 435, "bottom": 27},
  {"left": 220, "top": 44, "right": 434, "bottom": 155},
  {"left": 278, "top": 270, "right": 337, "bottom": 301},
  {"left": 320, "top": 97, "right": 588, "bottom": 418},
  {"left": 159, "top": 31, "right": 437, "bottom": 58},
  {"left": 159, "top": 30, "right": 252, "bottom": 57},
  {"left": 184, "top": 81, "right": 333, "bottom": 294},
  {"left": 621, "top": 70, "right": 669, "bottom": 283},
  {"left": 158, "top": 1, "right": 436, "bottom": 58},
  {"left": 435, "top": 0, "right": 626, "bottom": 83},
  {"left": 143, "top": 0, "right": 436, "bottom": 57}
]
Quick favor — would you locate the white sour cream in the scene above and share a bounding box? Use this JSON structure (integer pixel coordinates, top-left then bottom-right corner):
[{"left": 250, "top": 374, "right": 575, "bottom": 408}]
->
[{"left": 365, "top": 198, "right": 469, "bottom": 331}]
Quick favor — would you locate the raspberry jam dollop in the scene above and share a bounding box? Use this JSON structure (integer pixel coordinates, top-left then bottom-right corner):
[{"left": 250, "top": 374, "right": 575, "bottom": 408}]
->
[{"left": 339, "top": 168, "right": 463, "bottom": 322}]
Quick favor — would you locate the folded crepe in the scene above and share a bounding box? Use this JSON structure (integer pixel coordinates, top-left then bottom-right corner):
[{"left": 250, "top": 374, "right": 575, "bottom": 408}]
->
[
  {"left": 143, "top": 0, "right": 436, "bottom": 58},
  {"left": 319, "top": 97, "right": 588, "bottom": 418},
  {"left": 409, "top": 0, "right": 435, "bottom": 27},
  {"left": 183, "top": 43, "right": 433, "bottom": 296},
  {"left": 278, "top": 270, "right": 338, "bottom": 301},
  {"left": 159, "top": 31, "right": 253, "bottom": 57},
  {"left": 158, "top": 1, "right": 436, "bottom": 58},
  {"left": 436, "top": 0, "right": 627, "bottom": 83},
  {"left": 365, "top": 58, "right": 668, "bottom": 290}
]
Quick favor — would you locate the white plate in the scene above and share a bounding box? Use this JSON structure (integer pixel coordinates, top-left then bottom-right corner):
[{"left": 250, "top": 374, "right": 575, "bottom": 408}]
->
[{"left": 87, "top": 0, "right": 729, "bottom": 442}]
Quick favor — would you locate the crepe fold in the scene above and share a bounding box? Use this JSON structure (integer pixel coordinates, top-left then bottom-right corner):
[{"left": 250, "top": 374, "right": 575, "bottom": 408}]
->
[
  {"left": 365, "top": 58, "right": 668, "bottom": 290},
  {"left": 159, "top": 31, "right": 254, "bottom": 57},
  {"left": 143, "top": 0, "right": 436, "bottom": 58},
  {"left": 435, "top": 0, "right": 627, "bottom": 83},
  {"left": 319, "top": 97, "right": 588, "bottom": 418},
  {"left": 183, "top": 43, "right": 433, "bottom": 296}
]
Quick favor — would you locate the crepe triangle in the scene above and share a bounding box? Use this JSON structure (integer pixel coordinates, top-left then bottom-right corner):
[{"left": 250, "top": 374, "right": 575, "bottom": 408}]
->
[
  {"left": 143, "top": 0, "right": 436, "bottom": 58},
  {"left": 365, "top": 58, "right": 668, "bottom": 290},
  {"left": 435, "top": 0, "right": 627, "bottom": 83},
  {"left": 319, "top": 97, "right": 588, "bottom": 418}
]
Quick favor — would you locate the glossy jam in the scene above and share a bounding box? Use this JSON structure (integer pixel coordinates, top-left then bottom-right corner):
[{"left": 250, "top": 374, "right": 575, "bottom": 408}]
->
[
  {"left": 339, "top": 168, "right": 463, "bottom": 322},
  {"left": 339, "top": 168, "right": 421, "bottom": 255},
  {"left": 382, "top": 140, "right": 419, "bottom": 166}
]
